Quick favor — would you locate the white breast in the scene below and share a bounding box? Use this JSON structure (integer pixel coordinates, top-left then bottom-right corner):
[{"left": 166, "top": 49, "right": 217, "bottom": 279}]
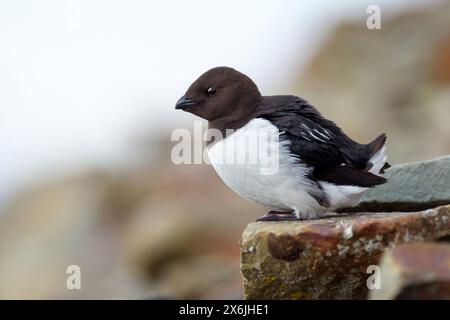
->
[{"left": 206, "top": 118, "right": 323, "bottom": 217}]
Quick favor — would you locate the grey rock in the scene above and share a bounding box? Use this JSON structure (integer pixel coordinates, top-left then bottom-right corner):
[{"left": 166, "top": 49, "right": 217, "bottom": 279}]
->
[{"left": 344, "top": 155, "right": 450, "bottom": 212}]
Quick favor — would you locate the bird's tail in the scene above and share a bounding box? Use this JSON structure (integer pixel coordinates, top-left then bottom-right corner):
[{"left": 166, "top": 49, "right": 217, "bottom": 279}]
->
[{"left": 366, "top": 133, "right": 390, "bottom": 175}]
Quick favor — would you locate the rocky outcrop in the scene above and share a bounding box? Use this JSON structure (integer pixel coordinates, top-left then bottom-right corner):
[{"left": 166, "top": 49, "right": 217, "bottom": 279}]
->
[
  {"left": 370, "top": 243, "right": 450, "bottom": 300},
  {"left": 241, "top": 155, "right": 450, "bottom": 300},
  {"left": 241, "top": 205, "right": 450, "bottom": 299}
]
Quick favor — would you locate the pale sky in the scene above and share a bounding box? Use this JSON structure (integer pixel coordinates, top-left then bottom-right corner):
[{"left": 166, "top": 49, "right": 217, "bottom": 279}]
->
[{"left": 0, "top": 0, "right": 440, "bottom": 206}]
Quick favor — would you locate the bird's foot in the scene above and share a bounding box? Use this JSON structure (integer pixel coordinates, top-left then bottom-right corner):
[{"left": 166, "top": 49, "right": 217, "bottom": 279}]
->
[{"left": 256, "top": 211, "right": 299, "bottom": 222}]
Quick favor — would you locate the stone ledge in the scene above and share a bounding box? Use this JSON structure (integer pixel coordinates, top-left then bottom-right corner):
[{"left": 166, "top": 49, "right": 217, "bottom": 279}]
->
[{"left": 241, "top": 205, "right": 450, "bottom": 300}]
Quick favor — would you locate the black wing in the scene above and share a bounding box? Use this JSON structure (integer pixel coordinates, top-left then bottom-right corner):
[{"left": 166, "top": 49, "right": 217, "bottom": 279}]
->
[{"left": 256, "top": 95, "right": 386, "bottom": 188}]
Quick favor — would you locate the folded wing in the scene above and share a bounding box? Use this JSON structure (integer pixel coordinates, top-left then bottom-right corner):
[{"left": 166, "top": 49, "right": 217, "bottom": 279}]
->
[{"left": 257, "top": 95, "right": 387, "bottom": 188}]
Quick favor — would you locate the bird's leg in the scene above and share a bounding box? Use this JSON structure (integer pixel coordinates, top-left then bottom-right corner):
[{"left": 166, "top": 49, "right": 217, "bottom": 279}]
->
[{"left": 256, "top": 211, "right": 300, "bottom": 221}]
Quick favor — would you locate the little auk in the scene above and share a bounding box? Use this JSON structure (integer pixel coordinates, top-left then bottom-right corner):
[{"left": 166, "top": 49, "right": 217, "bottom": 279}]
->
[{"left": 175, "top": 67, "right": 389, "bottom": 221}]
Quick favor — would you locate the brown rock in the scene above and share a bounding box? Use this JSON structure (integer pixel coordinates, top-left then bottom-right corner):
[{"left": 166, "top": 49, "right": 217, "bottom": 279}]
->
[
  {"left": 0, "top": 171, "right": 152, "bottom": 299},
  {"left": 370, "top": 242, "right": 450, "bottom": 300},
  {"left": 295, "top": 2, "right": 450, "bottom": 164},
  {"left": 241, "top": 205, "right": 450, "bottom": 300}
]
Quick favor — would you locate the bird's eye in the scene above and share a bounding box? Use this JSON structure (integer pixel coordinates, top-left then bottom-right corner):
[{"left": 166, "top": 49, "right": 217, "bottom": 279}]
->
[{"left": 206, "top": 87, "right": 216, "bottom": 96}]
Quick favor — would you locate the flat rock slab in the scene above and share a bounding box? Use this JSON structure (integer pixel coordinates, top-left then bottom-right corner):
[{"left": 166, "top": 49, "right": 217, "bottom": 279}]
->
[
  {"left": 370, "top": 242, "right": 450, "bottom": 300},
  {"left": 241, "top": 205, "right": 450, "bottom": 300},
  {"left": 344, "top": 155, "right": 450, "bottom": 212}
]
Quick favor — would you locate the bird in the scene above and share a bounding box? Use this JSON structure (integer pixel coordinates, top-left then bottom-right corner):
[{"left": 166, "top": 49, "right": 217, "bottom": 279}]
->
[{"left": 175, "top": 66, "right": 389, "bottom": 221}]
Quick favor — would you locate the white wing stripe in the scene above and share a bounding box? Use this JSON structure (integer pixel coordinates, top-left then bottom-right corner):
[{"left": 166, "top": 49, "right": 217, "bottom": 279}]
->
[
  {"left": 314, "top": 129, "right": 330, "bottom": 140},
  {"left": 300, "top": 132, "right": 311, "bottom": 141},
  {"left": 308, "top": 131, "right": 327, "bottom": 143}
]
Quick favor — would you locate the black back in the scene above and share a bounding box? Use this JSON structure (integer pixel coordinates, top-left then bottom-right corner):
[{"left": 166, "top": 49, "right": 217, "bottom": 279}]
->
[{"left": 256, "top": 95, "right": 387, "bottom": 188}]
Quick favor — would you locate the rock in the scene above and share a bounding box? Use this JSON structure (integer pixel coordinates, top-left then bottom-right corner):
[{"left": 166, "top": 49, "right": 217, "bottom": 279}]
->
[
  {"left": 0, "top": 163, "right": 259, "bottom": 299},
  {"left": 344, "top": 156, "right": 450, "bottom": 213},
  {"left": 0, "top": 171, "right": 152, "bottom": 299},
  {"left": 370, "top": 242, "right": 450, "bottom": 300},
  {"left": 123, "top": 203, "right": 245, "bottom": 299},
  {"left": 241, "top": 205, "right": 450, "bottom": 300},
  {"left": 295, "top": 2, "right": 450, "bottom": 164},
  {"left": 158, "top": 255, "right": 242, "bottom": 299},
  {"left": 118, "top": 164, "right": 261, "bottom": 299}
]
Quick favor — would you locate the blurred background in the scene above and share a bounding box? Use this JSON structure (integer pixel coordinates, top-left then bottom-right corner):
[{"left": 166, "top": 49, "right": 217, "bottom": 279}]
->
[{"left": 1, "top": 0, "right": 449, "bottom": 299}]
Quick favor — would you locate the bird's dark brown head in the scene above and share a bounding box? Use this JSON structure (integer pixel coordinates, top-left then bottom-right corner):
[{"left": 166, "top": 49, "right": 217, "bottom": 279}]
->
[{"left": 175, "top": 67, "right": 261, "bottom": 121}]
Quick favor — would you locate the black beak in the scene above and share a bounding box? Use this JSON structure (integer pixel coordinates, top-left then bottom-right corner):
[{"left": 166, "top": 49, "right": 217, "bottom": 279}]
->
[{"left": 175, "top": 95, "right": 198, "bottom": 110}]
